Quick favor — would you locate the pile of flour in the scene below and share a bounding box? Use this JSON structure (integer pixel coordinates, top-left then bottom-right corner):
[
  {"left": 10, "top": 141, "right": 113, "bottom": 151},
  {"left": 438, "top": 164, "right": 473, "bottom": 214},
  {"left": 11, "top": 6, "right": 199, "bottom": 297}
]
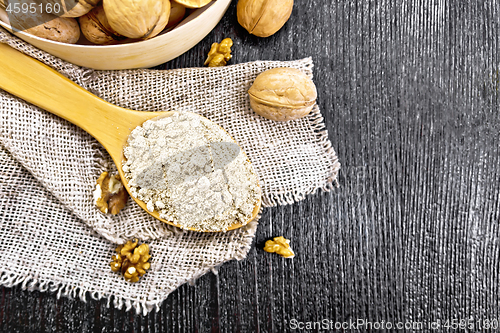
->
[{"left": 122, "top": 111, "right": 260, "bottom": 231}]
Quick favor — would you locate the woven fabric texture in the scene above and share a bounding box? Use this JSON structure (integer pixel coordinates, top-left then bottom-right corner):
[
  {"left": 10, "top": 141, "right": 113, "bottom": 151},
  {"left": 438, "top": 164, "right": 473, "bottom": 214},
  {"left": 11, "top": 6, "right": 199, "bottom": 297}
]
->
[{"left": 0, "top": 27, "right": 340, "bottom": 314}]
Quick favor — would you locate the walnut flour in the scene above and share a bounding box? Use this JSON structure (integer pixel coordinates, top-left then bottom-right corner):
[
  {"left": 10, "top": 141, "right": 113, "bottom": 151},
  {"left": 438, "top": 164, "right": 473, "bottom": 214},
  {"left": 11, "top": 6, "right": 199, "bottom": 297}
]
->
[{"left": 122, "top": 111, "right": 260, "bottom": 231}]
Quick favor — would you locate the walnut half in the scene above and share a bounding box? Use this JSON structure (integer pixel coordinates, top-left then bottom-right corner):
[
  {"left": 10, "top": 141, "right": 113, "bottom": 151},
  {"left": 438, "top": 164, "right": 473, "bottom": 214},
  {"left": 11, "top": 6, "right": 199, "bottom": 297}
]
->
[
  {"left": 204, "top": 38, "right": 233, "bottom": 67},
  {"left": 263, "top": 236, "right": 295, "bottom": 258},
  {"left": 93, "top": 172, "right": 128, "bottom": 215},
  {"left": 110, "top": 239, "right": 151, "bottom": 283}
]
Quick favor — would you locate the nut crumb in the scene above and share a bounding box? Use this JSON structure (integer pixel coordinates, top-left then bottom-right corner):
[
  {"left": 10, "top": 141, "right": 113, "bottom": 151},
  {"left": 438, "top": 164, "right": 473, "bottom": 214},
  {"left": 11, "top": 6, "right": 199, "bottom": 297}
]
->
[
  {"left": 204, "top": 38, "right": 233, "bottom": 67},
  {"left": 263, "top": 236, "right": 295, "bottom": 258},
  {"left": 93, "top": 171, "right": 128, "bottom": 215}
]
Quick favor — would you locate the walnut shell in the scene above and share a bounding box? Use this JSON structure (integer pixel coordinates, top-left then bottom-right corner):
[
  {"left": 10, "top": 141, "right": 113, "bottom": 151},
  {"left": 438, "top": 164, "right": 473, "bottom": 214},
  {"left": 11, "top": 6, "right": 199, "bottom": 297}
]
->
[
  {"left": 237, "top": 0, "right": 293, "bottom": 37},
  {"left": 0, "top": 9, "right": 79, "bottom": 43},
  {"left": 24, "top": 16, "right": 80, "bottom": 44},
  {"left": 248, "top": 67, "right": 317, "bottom": 121},
  {"left": 172, "top": 0, "right": 211, "bottom": 9},
  {"left": 166, "top": 1, "right": 186, "bottom": 28},
  {"left": 80, "top": 5, "right": 123, "bottom": 44},
  {"left": 61, "top": 0, "right": 102, "bottom": 18},
  {"left": 103, "top": 0, "right": 170, "bottom": 39}
]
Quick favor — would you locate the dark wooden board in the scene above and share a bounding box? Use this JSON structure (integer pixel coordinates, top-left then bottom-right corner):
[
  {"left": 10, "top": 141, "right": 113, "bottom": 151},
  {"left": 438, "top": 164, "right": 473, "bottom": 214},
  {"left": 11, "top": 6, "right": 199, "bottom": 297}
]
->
[{"left": 2, "top": 0, "right": 500, "bottom": 331}]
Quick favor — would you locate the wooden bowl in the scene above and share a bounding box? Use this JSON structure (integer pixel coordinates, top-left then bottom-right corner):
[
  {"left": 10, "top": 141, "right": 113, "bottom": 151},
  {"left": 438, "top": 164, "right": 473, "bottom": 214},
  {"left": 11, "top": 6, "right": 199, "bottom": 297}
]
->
[{"left": 0, "top": 0, "right": 231, "bottom": 70}]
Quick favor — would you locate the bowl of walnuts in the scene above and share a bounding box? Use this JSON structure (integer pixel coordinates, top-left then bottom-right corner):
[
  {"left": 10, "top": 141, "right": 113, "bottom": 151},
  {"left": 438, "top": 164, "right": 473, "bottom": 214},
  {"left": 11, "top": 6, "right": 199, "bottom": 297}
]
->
[{"left": 0, "top": 0, "right": 231, "bottom": 70}]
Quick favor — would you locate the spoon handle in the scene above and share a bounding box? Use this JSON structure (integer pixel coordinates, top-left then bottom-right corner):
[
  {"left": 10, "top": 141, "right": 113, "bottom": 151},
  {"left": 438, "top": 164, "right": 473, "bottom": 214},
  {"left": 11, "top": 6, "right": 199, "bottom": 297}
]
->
[{"left": 0, "top": 43, "right": 153, "bottom": 160}]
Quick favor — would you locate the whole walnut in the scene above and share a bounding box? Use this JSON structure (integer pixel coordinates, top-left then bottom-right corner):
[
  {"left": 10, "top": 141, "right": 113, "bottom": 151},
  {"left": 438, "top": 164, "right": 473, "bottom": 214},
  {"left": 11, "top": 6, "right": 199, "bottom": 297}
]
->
[
  {"left": 166, "top": 1, "right": 186, "bottom": 29},
  {"left": 1, "top": 12, "right": 80, "bottom": 44},
  {"left": 248, "top": 67, "right": 317, "bottom": 121},
  {"left": 29, "top": 17, "right": 80, "bottom": 43},
  {"left": 80, "top": 5, "right": 124, "bottom": 44},
  {"left": 62, "top": 0, "right": 102, "bottom": 18},
  {"left": 103, "top": 0, "right": 171, "bottom": 39},
  {"left": 237, "top": 0, "right": 293, "bottom": 37}
]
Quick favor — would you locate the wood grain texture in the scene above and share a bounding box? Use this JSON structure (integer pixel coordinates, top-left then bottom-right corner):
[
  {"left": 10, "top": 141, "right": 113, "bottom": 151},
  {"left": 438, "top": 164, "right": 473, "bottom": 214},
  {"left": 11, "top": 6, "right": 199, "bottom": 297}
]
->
[{"left": 1, "top": 0, "right": 500, "bottom": 331}]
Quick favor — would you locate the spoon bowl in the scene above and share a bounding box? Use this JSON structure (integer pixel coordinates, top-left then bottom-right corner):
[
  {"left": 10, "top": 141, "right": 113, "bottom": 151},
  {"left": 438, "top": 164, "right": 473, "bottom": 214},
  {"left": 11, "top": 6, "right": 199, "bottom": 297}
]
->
[{"left": 0, "top": 43, "right": 261, "bottom": 232}]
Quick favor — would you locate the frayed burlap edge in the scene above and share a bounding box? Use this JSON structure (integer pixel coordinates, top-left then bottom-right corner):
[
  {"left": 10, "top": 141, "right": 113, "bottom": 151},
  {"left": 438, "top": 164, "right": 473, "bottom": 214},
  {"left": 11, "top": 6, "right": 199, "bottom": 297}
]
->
[{"left": 0, "top": 221, "right": 259, "bottom": 315}]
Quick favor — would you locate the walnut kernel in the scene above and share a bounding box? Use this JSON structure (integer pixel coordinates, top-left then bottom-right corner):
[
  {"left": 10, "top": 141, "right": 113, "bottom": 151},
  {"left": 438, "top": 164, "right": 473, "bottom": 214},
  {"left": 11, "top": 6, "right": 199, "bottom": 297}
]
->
[
  {"left": 204, "top": 38, "right": 233, "bottom": 67},
  {"left": 110, "top": 239, "right": 151, "bottom": 282},
  {"left": 263, "top": 236, "right": 295, "bottom": 258},
  {"left": 93, "top": 171, "right": 128, "bottom": 215}
]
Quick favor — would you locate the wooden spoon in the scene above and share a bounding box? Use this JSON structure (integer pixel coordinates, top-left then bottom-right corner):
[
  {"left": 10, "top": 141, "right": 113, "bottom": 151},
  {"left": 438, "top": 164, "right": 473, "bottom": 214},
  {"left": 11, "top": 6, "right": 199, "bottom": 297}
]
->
[{"left": 0, "top": 43, "right": 261, "bottom": 232}]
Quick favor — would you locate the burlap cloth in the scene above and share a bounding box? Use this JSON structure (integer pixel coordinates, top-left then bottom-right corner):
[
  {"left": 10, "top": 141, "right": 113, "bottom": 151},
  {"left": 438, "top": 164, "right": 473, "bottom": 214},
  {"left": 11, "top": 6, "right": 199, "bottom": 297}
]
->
[{"left": 0, "top": 27, "right": 340, "bottom": 314}]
